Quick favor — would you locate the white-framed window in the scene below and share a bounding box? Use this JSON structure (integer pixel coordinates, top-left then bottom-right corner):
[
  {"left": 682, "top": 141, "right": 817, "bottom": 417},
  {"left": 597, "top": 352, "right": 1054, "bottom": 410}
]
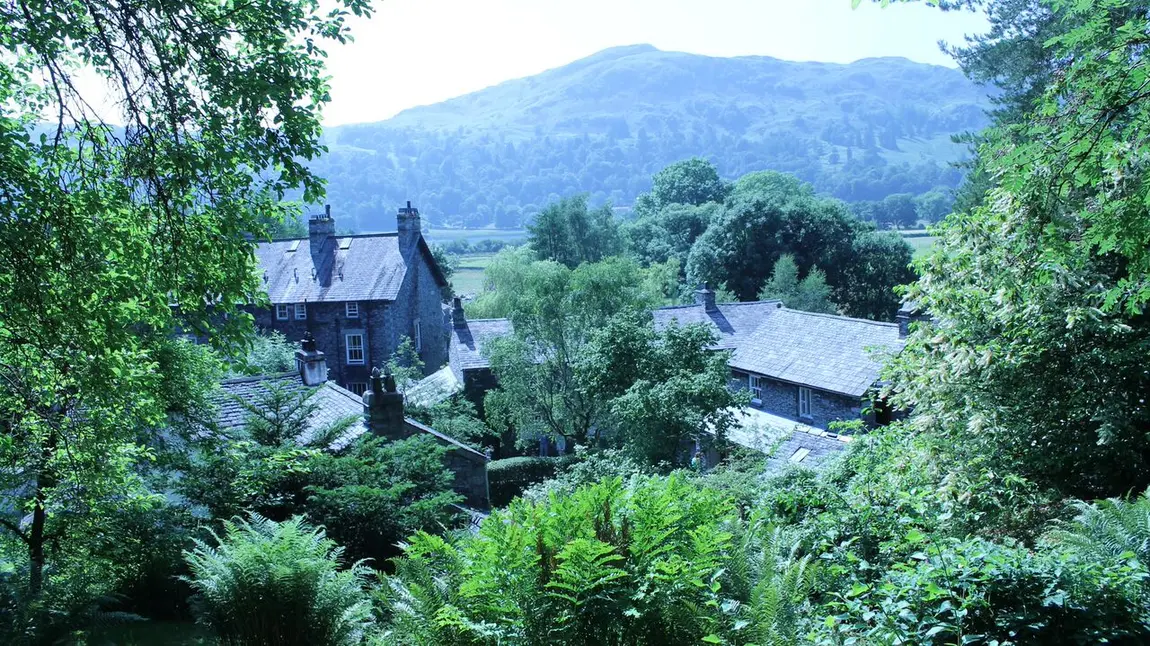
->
[
  {"left": 346, "top": 302, "right": 359, "bottom": 318},
  {"left": 346, "top": 333, "right": 365, "bottom": 365},
  {"left": 749, "top": 375, "right": 764, "bottom": 403},
  {"left": 295, "top": 303, "right": 307, "bottom": 320},
  {"left": 275, "top": 304, "right": 289, "bottom": 320},
  {"left": 346, "top": 382, "right": 367, "bottom": 397},
  {"left": 414, "top": 318, "right": 422, "bottom": 351},
  {"left": 798, "top": 386, "right": 813, "bottom": 418}
]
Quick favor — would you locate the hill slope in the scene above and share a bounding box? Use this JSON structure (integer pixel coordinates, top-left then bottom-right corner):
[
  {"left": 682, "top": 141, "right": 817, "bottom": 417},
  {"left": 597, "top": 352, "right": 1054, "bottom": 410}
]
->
[{"left": 313, "top": 45, "right": 990, "bottom": 232}]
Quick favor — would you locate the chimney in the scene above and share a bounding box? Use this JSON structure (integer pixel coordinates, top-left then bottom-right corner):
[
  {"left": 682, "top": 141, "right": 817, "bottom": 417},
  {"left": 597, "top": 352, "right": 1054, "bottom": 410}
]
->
[
  {"left": 363, "top": 367, "right": 407, "bottom": 441},
  {"left": 397, "top": 201, "right": 421, "bottom": 252},
  {"left": 694, "top": 282, "right": 718, "bottom": 313},
  {"left": 896, "top": 301, "right": 930, "bottom": 339},
  {"left": 309, "top": 204, "right": 336, "bottom": 247},
  {"left": 452, "top": 297, "right": 467, "bottom": 329},
  {"left": 295, "top": 332, "right": 328, "bottom": 386}
]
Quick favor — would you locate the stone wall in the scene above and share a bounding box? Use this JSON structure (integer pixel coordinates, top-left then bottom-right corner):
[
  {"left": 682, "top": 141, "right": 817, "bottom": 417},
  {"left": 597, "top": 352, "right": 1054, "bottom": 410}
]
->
[{"left": 732, "top": 369, "right": 863, "bottom": 431}]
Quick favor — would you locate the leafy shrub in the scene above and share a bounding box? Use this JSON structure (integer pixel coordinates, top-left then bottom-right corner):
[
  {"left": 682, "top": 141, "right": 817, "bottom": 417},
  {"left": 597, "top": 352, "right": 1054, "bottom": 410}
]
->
[
  {"left": 487, "top": 456, "right": 574, "bottom": 507},
  {"left": 522, "top": 448, "right": 650, "bottom": 503},
  {"left": 183, "top": 514, "right": 376, "bottom": 646},
  {"left": 819, "top": 536, "right": 1150, "bottom": 645},
  {"left": 382, "top": 474, "right": 814, "bottom": 645}
]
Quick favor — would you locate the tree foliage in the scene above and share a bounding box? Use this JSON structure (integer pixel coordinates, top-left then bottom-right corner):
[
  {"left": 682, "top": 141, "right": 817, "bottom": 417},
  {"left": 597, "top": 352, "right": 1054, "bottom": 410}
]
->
[{"left": 757, "top": 255, "right": 838, "bottom": 314}]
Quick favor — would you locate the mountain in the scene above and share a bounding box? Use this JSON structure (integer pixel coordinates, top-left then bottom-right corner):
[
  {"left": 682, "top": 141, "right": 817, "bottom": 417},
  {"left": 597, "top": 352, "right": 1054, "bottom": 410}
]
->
[{"left": 312, "top": 44, "right": 990, "bottom": 232}]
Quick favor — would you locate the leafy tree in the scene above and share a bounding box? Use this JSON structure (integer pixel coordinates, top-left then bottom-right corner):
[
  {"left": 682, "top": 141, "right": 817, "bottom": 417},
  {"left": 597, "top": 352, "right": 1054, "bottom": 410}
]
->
[
  {"left": 623, "top": 202, "right": 719, "bottom": 272},
  {"left": 477, "top": 256, "right": 670, "bottom": 448},
  {"left": 577, "top": 312, "right": 744, "bottom": 465},
  {"left": 685, "top": 170, "right": 908, "bottom": 319},
  {"left": 913, "top": 188, "right": 953, "bottom": 224},
  {"left": 0, "top": 0, "right": 369, "bottom": 608},
  {"left": 230, "top": 331, "right": 298, "bottom": 377},
  {"left": 527, "top": 195, "right": 623, "bottom": 268},
  {"left": 183, "top": 514, "right": 377, "bottom": 646},
  {"left": 647, "top": 157, "right": 729, "bottom": 209},
  {"left": 757, "top": 254, "right": 839, "bottom": 314},
  {"left": 879, "top": 192, "right": 918, "bottom": 229},
  {"left": 429, "top": 244, "right": 458, "bottom": 300},
  {"left": 890, "top": 0, "right": 1150, "bottom": 497}
]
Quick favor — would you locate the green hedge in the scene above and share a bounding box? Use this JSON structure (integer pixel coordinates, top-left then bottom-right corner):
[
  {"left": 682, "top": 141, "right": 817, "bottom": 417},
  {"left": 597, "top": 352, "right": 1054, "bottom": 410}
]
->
[{"left": 488, "top": 456, "right": 575, "bottom": 507}]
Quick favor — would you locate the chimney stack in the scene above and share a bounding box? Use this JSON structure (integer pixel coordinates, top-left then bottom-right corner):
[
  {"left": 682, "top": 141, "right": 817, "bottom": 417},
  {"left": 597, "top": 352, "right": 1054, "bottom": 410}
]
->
[
  {"left": 397, "top": 201, "right": 421, "bottom": 252},
  {"left": 452, "top": 297, "right": 467, "bottom": 329},
  {"left": 309, "top": 204, "right": 336, "bottom": 246},
  {"left": 895, "top": 301, "right": 930, "bottom": 339},
  {"left": 694, "top": 283, "right": 718, "bottom": 313},
  {"left": 295, "top": 332, "right": 328, "bottom": 386},
  {"left": 363, "top": 367, "right": 407, "bottom": 441}
]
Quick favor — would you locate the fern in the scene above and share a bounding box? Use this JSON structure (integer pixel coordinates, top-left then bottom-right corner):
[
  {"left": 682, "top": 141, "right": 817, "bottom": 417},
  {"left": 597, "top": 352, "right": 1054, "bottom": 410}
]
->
[
  {"left": 182, "top": 514, "right": 376, "bottom": 646},
  {"left": 1043, "top": 488, "right": 1150, "bottom": 565}
]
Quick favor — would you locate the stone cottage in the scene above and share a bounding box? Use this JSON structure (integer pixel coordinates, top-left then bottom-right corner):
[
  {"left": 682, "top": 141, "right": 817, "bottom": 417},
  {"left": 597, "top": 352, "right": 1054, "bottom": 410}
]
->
[
  {"left": 653, "top": 285, "right": 904, "bottom": 431},
  {"left": 214, "top": 335, "right": 489, "bottom": 509},
  {"left": 250, "top": 203, "right": 450, "bottom": 396}
]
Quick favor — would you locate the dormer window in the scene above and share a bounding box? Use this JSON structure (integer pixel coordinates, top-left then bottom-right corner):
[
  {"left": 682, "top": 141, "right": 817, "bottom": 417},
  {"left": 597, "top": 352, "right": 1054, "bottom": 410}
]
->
[
  {"left": 295, "top": 303, "right": 307, "bottom": 320},
  {"left": 276, "top": 304, "right": 289, "bottom": 320},
  {"left": 346, "top": 302, "right": 359, "bottom": 318}
]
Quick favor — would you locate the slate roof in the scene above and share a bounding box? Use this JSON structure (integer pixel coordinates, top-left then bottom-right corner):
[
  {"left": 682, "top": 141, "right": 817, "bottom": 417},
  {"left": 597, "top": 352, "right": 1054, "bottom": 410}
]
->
[
  {"left": 730, "top": 309, "right": 903, "bottom": 398},
  {"left": 255, "top": 234, "right": 446, "bottom": 304},
  {"left": 652, "top": 301, "right": 782, "bottom": 351},
  {"left": 214, "top": 372, "right": 485, "bottom": 459},
  {"left": 765, "top": 427, "right": 851, "bottom": 473},
  {"left": 406, "top": 365, "right": 463, "bottom": 408},
  {"left": 214, "top": 373, "right": 367, "bottom": 445},
  {"left": 449, "top": 318, "right": 514, "bottom": 374}
]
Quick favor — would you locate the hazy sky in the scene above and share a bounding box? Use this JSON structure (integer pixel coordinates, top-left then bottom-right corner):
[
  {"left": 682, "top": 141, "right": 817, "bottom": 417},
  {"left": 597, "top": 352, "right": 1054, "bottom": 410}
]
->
[{"left": 321, "top": 0, "right": 988, "bottom": 126}]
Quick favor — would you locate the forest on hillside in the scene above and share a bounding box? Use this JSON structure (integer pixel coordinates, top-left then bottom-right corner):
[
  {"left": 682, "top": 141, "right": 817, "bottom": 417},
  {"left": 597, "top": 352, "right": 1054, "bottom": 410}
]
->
[{"left": 310, "top": 46, "right": 987, "bottom": 231}]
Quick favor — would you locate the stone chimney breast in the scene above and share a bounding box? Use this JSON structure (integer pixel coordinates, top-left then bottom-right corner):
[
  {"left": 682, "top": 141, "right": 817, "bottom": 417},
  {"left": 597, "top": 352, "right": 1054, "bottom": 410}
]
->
[
  {"left": 295, "top": 331, "right": 328, "bottom": 386},
  {"left": 452, "top": 296, "right": 467, "bottom": 329},
  {"left": 694, "top": 282, "right": 718, "bottom": 313},
  {"left": 397, "top": 201, "right": 421, "bottom": 251},
  {"left": 363, "top": 366, "right": 407, "bottom": 440}
]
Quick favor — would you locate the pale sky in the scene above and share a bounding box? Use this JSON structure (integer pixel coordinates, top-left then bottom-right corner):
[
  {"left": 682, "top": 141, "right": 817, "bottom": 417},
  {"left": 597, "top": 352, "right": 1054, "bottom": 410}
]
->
[{"left": 321, "top": 0, "right": 988, "bottom": 126}]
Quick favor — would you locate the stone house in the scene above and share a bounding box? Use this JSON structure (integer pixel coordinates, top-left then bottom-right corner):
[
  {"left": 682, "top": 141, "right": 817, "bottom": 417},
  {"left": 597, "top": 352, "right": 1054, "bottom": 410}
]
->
[
  {"left": 249, "top": 203, "right": 449, "bottom": 396},
  {"left": 654, "top": 285, "right": 905, "bottom": 431},
  {"left": 214, "top": 335, "right": 489, "bottom": 509}
]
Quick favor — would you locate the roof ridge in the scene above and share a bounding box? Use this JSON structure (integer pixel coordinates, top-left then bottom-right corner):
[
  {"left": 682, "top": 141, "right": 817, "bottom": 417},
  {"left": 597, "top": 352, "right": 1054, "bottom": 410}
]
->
[
  {"left": 323, "top": 381, "right": 365, "bottom": 404},
  {"left": 266, "top": 231, "right": 400, "bottom": 243},
  {"left": 219, "top": 371, "right": 298, "bottom": 385},
  {"left": 790, "top": 426, "right": 853, "bottom": 443},
  {"left": 776, "top": 307, "right": 899, "bottom": 328}
]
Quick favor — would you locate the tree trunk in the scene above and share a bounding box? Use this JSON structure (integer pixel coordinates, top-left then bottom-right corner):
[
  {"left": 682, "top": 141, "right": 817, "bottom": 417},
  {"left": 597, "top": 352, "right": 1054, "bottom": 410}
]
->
[{"left": 27, "top": 480, "right": 46, "bottom": 597}]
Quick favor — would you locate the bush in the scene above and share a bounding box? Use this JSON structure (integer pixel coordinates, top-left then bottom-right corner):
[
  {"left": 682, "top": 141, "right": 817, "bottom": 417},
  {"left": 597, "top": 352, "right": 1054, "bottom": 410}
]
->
[
  {"left": 487, "top": 455, "right": 575, "bottom": 507},
  {"left": 183, "top": 514, "right": 376, "bottom": 646},
  {"left": 819, "top": 537, "right": 1150, "bottom": 645}
]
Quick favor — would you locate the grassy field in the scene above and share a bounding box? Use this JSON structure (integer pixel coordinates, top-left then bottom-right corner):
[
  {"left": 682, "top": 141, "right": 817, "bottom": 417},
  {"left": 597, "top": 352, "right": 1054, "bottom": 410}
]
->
[
  {"left": 904, "top": 234, "right": 938, "bottom": 259},
  {"left": 451, "top": 253, "right": 496, "bottom": 296},
  {"left": 425, "top": 227, "right": 528, "bottom": 245}
]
